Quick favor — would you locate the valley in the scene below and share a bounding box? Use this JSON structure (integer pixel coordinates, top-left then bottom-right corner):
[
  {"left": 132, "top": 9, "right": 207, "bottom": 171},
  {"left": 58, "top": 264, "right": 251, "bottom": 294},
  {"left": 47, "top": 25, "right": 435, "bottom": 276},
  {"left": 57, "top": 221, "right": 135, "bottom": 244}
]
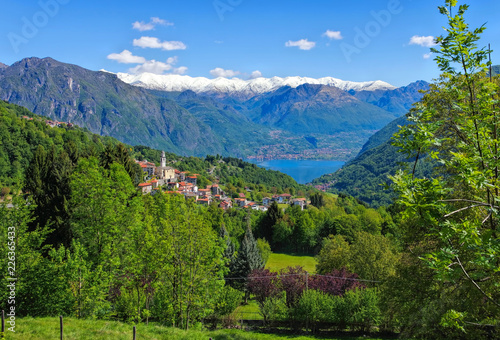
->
[{"left": 0, "top": 57, "right": 428, "bottom": 161}]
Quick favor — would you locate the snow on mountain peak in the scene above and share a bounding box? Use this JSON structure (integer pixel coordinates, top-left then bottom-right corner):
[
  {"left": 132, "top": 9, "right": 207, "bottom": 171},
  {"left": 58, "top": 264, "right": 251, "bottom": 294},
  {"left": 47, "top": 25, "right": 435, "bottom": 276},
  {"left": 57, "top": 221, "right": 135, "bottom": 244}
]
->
[{"left": 116, "top": 72, "right": 396, "bottom": 98}]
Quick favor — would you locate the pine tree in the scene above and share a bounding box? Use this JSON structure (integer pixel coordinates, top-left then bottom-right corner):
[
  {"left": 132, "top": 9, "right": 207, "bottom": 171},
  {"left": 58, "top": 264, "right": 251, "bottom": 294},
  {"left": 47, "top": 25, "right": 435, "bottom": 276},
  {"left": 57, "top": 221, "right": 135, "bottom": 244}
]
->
[
  {"left": 220, "top": 224, "right": 235, "bottom": 274},
  {"left": 229, "top": 216, "right": 264, "bottom": 302}
]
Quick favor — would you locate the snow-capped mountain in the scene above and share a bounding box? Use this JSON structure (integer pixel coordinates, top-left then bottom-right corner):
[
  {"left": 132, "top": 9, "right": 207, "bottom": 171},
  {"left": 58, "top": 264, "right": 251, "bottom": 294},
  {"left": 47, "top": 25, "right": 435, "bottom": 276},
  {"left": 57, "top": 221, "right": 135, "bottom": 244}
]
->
[{"left": 116, "top": 72, "right": 396, "bottom": 99}]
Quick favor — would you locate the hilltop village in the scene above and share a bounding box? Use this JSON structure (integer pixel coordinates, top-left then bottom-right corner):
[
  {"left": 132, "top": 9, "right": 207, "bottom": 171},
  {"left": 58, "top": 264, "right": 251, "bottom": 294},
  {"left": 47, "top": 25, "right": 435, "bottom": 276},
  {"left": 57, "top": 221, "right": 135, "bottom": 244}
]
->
[{"left": 136, "top": 151, "right": 308, "bottom": 211}]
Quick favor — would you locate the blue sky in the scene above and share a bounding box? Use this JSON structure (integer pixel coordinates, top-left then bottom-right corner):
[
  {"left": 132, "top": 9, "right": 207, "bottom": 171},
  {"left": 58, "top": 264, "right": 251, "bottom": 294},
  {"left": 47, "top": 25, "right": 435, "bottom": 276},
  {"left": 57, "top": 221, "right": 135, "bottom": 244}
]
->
[{"left": 1, "top": 0, "right": 499, "bottom": 87}]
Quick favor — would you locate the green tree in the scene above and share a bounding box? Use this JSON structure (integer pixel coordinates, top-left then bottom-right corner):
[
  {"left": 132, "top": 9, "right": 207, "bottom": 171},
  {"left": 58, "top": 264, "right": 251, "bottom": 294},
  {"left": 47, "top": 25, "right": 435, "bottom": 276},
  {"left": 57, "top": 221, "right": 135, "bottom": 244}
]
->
[
  {"left": 24, "top": 145, "right": 73, "bottom": 248},
  {"left": 256, "top": 238, "right": 272, "bottom": 265},
  {"left": 315, "top": 234, "right": 351, "bottom": 274},
  {"left": 147, "top": 193, "right": 224, "bottom": 330},
  {"left": 310, "top": 192, "right": 326, "bottom": 208},
  {"left": 348, "top": 232, "right": 399, "bottom": 283},
  {"left": 229, "top": 221, "right": 264, "bottom": 302},
  {"left": 391, "top": 0, "right": 500, "bottom": 334}
]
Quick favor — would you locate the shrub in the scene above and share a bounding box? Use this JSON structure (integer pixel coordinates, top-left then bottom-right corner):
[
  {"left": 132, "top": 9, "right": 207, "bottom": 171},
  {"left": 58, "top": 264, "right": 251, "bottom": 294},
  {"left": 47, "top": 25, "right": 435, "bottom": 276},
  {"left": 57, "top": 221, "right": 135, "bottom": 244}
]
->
[{"left": 0, "top": 187, "right": 10, "bottom": 198}]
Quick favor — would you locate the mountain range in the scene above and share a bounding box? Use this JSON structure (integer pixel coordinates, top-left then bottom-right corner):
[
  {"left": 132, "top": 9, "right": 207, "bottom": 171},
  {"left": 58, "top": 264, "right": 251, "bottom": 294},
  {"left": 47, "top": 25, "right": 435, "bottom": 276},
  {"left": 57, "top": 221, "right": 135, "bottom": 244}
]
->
[
  {"left": 0, "top": 57, "right": 429, "bottom": 158},
  {"left": 117, "top": 72, "right": 396, "bottom": 100}
]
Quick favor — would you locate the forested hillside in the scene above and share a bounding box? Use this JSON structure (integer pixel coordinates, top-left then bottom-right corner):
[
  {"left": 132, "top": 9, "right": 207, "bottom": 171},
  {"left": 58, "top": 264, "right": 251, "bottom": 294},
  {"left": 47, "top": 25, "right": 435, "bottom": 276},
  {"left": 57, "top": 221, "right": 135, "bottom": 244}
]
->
[
  {"left": 311, "top": 114, "right": 433, "bottom": 207},
  {"left": 0, "top": 100, "right": 399, "bottom": 334}
]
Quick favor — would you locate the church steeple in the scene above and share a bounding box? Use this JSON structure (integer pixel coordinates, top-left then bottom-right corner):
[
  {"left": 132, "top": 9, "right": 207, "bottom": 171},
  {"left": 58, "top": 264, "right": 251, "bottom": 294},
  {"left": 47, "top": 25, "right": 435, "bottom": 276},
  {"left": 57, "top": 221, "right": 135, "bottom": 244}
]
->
[{"left": 161, "top": 151, "right": 166, "bottom": 168}]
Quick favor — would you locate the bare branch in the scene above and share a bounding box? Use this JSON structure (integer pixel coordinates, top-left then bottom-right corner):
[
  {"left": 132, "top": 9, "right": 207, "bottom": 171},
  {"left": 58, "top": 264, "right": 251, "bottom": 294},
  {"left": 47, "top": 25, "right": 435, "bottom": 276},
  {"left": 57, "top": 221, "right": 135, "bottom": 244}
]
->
[
  {"left": 444, "top": 204, "right": 486, "bottom": 218},
  {"left": 482, "top": 212, "right": 492, "bottom": 225},
  {"left": 455, "top": 254, "right": 500, "bottom": 308}
]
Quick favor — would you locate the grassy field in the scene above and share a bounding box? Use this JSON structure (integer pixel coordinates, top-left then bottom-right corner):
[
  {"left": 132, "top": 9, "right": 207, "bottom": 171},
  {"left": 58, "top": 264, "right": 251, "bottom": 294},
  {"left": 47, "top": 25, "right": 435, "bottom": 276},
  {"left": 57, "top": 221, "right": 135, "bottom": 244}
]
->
[
  {"left": 265, "top": 252, "right": 317, "bottom": 273},
  {"left": 7, "top": 317, "right": 388, "bottom": 340},
  {"left": 234, "top": 299, "right": 261, "bottom": 320}
]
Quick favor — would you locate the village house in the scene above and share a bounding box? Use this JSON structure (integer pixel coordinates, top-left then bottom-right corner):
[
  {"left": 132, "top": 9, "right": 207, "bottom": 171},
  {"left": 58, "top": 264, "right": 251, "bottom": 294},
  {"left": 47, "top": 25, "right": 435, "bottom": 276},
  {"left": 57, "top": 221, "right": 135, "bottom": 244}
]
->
[
  {"left": 136, "top": 160, "right": 156, "bottom": 177},
  {"left": 279, "top": 193, "right": 292, "bottom": 202},
  {"left": 219, "top": 200, "right": 231, "bottom": 210},
  {"left": 179, "top": 171, "right": 189, "bottom": 181},
  {"left": 272, "top": 195, "right": 284, "bottom": 204},
  {"left": 292, "top": 197, "right": 307, "bottom": 210},
  {"left": 186, "top": 175, "right": 197, "bottom": 185},
  {"left": 138, "top": 182, "right": 153, "bottom": 194},
  {"left": 197, "top": 197, "right": 211, "bottom": 205},
  {"left": 234, "top": 198, "right": 247, "bottom": 207},
  {"left": 211, "top": 184, "right": 221, "bottom": 196},
  {"left": 262, "top": 197, "right": 271, "bottom": 206}
]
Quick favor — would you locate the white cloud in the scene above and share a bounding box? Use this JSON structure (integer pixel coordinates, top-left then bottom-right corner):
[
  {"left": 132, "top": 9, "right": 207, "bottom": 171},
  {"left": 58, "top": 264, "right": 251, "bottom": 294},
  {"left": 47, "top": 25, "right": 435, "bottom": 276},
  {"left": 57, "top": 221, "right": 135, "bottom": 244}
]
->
[
  {"left": 129, "top": 60, "right": 173, "bottom": 74},
  {"left": 210, "top": 68, "right": 241, "bottom": 78},
  {"left": 107, "top": 50, "right": 146, "bottom": 64},
  {"left": 132, "top": 21, "right": 154, "bottom": 32},
  {"left": 128, "top": 56, "right": 187, "bottom": 75},
  {"left": 132, "top": 17, "right": 173, "bottom": 31},
  {"left": 133, "top": 36, "right": 187, "bottom": 50},
  {"left": 250, "top": 70, "right": 263, "bottom": 79},
  {"left": 409, "top": 35, "right": 437, "bottom": 47},
  {"left": 285, "top": 39, "right": 316, "bottom": 50},
  {"left": 323, "top": 30, "right": 343, "bottom": 40},
  {"left": 151, "top": 17, "right": 172, "bottom": 26},
  {"left": 423, "top": 53, "right": 432, "bottom": 59},
  {"left": 172, "top": 66, "right": 188, "bottom": 75},
  {"left": 166, "top": 56, "right": 178, "bottom": 64}
]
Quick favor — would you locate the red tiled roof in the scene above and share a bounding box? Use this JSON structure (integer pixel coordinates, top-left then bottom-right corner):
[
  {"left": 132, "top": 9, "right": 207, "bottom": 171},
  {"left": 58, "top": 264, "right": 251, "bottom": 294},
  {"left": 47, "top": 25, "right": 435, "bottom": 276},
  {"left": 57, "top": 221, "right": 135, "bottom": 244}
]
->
[{"left": 138, "top": 183, "right": 152, "bottom": 187}]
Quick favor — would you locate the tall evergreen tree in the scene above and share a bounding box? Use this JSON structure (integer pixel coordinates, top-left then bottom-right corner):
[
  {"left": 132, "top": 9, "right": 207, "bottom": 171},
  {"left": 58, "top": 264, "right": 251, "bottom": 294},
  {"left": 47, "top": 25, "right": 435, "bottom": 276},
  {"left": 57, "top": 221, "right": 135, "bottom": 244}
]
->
[
  {"left": 24, "top": 145, "right": 73, "bottom": 248},
  {"left": 229, "top": 217, "right": 264, "bottom": 302},
  {"left": 220, "top": 224, "right": 235, "bottom": 276}
]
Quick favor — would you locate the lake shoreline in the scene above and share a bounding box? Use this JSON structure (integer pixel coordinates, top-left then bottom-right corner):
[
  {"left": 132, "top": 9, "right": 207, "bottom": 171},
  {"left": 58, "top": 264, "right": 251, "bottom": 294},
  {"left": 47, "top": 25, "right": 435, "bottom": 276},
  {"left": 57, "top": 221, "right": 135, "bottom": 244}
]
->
[{"left": 246, "top": 159, "right": 345, "bottom": 184}]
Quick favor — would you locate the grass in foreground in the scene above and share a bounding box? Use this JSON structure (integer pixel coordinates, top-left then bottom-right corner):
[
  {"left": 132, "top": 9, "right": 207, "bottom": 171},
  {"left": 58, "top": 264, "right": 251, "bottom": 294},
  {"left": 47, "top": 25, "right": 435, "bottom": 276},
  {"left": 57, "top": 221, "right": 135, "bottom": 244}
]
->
[
  {"left": 8, "top": 317, "right": 388, "bottom": 340},
  {"left": 234, "top": 299, "right": 261, "bottom": 320},
  {"left": 266, "top": 252, "right": 317, "bottom": 273}
]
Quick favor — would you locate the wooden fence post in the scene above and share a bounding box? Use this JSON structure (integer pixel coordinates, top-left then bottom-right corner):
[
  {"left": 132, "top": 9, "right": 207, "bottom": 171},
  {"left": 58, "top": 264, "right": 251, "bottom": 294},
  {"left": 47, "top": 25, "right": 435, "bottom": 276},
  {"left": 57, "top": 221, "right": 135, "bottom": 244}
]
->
[
  {"left": 133, "top": 325, "right": 136, "bottom": 340},
  {"left": 2, "top": 310, "right": 4, "bottom": 333},
  {"left": 60, "top": 315, "right": 63, "bottom": 340}
]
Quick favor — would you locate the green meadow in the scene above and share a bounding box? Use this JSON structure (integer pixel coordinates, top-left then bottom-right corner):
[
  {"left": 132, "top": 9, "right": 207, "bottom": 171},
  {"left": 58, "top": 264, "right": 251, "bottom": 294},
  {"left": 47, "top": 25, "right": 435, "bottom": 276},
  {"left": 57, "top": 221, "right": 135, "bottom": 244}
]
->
[
  {"left": 265, "top": 252, "right": 317, "bottom": 273},
  {"left": 7, "top": 317, "right": 387, "bottom": 340}
]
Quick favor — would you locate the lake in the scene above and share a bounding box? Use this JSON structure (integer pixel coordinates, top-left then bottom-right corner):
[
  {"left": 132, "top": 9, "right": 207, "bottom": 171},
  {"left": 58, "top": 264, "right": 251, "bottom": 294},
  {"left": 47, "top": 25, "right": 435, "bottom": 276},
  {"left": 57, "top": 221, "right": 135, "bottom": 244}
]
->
[{"left": 247, "top": 159, "right": 345, "bottom": 184}]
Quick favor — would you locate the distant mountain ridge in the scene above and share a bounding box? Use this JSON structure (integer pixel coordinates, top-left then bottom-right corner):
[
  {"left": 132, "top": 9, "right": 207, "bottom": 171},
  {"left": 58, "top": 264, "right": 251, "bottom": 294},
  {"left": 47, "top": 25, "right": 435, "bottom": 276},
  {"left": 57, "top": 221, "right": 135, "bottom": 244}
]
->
[
  {"left": 0, "top": 57, "right": 234, "bottom": 155},
  {"left": 0, "top": 57, "right": 429, "bottom": 159},
  {"left": 117, "top": 72, "right": 397, "bottom": 100},
  {"left": 245, "top": 83, "right": 397, "bottom": 134}
]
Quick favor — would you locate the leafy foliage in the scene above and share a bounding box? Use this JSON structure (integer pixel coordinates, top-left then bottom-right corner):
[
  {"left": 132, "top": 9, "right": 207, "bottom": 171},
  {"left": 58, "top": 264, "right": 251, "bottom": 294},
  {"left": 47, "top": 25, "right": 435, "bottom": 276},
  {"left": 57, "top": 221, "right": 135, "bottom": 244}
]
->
[{"left": 390, "top": 1, "right": 500, "bottom": 336}]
